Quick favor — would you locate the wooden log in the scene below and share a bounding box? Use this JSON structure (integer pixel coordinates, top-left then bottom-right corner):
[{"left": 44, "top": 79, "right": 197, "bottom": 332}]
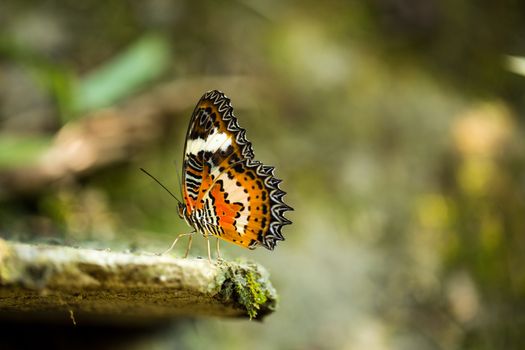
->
[{"left": 0, "top": 239, "right": 277, "bottom": 325}]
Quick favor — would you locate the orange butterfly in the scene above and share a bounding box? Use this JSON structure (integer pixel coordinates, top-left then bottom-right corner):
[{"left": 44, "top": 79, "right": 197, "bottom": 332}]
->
[{"left": 164, "top": 90, "right": 292, "bottom": 260}]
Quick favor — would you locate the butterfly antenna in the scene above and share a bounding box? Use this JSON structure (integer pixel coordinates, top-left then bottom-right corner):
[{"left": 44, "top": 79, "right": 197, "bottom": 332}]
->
[{"left": 140, "top": 168, "right": 182, "bottom": 204}]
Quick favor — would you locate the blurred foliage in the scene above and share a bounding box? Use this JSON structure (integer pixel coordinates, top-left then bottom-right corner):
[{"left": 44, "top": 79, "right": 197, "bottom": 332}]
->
[
  {"left": 0, "top": 135, "right": 52, "bottom": 167},
  {"left": 1, "top": 0, "right": 525, "bottom": 349},
  {"left": 73, "top": 34, "right": 171, "bottom": 114}
]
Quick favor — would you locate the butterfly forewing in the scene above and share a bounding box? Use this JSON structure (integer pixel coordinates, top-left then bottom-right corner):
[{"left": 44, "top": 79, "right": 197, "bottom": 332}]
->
[
  {"left": 181, "top": 90, "right": 292, "bottom": 250},
  {"left": 182, "top": 92, "right": 253, "bottom": 212}
]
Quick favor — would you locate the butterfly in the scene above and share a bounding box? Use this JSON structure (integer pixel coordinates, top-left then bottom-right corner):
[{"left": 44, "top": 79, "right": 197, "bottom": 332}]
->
[{"left": 163, "top": 90, "right": 292, "bottom": 260}]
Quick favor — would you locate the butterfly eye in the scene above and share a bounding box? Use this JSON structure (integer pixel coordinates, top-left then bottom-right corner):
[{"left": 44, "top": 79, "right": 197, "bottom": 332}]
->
[{"left": 177, "top": 203, "right": 185, "bottom": 219}]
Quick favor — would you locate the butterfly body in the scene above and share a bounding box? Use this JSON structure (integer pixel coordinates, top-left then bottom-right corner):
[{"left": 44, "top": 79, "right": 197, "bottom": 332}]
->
[{"left": 179, "top": 90, "right": 292, "bottom": 251}]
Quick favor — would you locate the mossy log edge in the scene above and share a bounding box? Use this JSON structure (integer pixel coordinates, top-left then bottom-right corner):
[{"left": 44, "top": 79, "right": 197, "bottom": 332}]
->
[{"left": 0, "top": 239, "right": 277, "bottom": 324}]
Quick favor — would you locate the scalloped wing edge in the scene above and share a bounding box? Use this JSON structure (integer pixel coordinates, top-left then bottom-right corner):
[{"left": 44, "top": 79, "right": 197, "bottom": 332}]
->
[
  {"left": 202, "top": 90, "right": 255, "bottom": 160},
  {"left": 245, "top": 159, "right": 293, "bottom": 250}
]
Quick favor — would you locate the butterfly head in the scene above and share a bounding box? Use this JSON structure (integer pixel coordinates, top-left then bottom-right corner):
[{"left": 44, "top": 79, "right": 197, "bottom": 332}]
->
[{"left": 177, "top": 202, "right": 187, "bottom": 220}]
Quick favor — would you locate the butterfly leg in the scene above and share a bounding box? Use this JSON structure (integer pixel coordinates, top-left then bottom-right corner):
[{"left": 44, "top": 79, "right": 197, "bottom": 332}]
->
[
  {"left": 160, "top": 232, "right": 195, "bottom": 256},
  {"left": 216, "top": 238, "right": 222, "bottom": 260},
  {"left": 183, "top": 234, "right": 194, "bottom": 258},
  {"left": 204, "top": 234, "right": 212, "bottom": 262}
]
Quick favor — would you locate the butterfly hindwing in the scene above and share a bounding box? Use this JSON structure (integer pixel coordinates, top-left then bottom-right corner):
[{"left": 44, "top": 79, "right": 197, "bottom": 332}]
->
[
  {"left": 181, "top": 90, "right": 292, "bottom": 250},
  {"left": 205, "top": 159, "right": 292, "bottom": 249}
]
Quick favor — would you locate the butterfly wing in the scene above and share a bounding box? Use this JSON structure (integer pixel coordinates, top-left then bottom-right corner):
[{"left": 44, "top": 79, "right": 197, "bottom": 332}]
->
[
  {"left": 203, "top": 158, "right": 292, "bottom": 250},
  {"left": 182, "top": 90, "right": 254, "bottom": 213},
  {"left": 181, "top": 90, "right": 292, "bottom": 250}
]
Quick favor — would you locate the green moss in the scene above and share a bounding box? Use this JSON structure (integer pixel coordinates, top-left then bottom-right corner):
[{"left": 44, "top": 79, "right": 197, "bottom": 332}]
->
[{"left": 216, "top": 259, "right": 278, "bottom": 320}]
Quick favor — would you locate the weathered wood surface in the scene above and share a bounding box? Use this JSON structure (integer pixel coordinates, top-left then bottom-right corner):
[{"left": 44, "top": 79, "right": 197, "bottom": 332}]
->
[{"left": 0, "top": 239, "right": 277, "bottom": 325}]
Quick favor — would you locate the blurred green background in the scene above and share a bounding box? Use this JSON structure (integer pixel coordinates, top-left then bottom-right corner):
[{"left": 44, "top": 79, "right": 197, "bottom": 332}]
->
[{"left": 2, "top": 0, "right": 525, "bottom": 349}]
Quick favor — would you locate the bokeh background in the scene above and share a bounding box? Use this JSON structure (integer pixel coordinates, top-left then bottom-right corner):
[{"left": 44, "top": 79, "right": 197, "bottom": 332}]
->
[{"left": 2, "top": 1, "right": 525, "bottom": 349}]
